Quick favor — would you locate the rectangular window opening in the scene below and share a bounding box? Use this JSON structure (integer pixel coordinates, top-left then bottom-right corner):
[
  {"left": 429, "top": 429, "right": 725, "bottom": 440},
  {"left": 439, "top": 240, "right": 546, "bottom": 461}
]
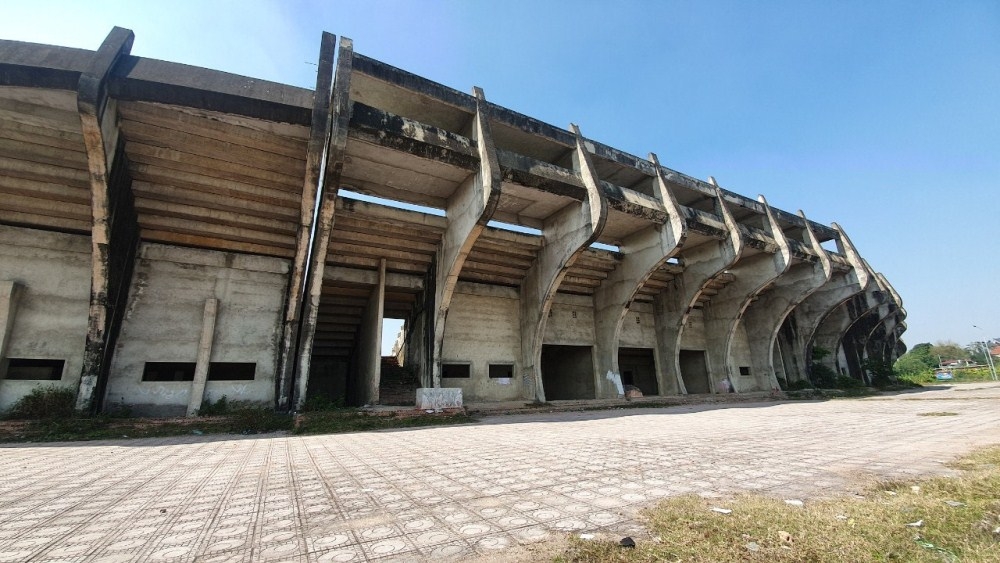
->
[
  {"left": 208, "top": 362, "right": 256, "bottom": 381},
  {"left": 739, "top": 366, "right": 752, "bottom": 376},
  {"left": 4, "top": 358, "right": 65, "bottom": 381},
  {"left": 488, "top": 364, "right": 514, "bottom": 379},
  {"left": 442, "top": 363, "right": 471, "bottom": 379},
  {"left": 143, "top": 362, "right": 257, "bottom": 382},
  {"left": 142, "top": 362, "right": 196, "bottom": 382}
]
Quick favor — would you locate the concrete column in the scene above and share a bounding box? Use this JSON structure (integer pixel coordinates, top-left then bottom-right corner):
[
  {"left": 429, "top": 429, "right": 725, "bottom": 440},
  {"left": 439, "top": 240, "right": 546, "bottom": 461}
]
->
[
  {"left": 275, "top": 32, "right": 338, "bottom": 409},
  {"left": 77, "top": 27, "right": 138, "bottom": 414},
  {"left": 741, "top": 210, "right": 832, "bottom": 390},
  {"left": 702, "top": 195, "right": 792, "bottom": 393},
  {"left": 519, "top": 125, "right": 607, "bottom": 402},
  {"left": 652, "top": 180, "right": 742, "bottom": 394},
  {"left": 186, "top": 299, "right": 218, "bottom": 417},
  {"left": 591, "top": 153, "right": 687, "bottom": 398},
  {"left": 431, "top": 88, "right": 501, "bottom": 388},
  {"left": 292, "top": 37, "right": 354, "bottom": 411},
  {"left": 778, "top": 223, "right": 871, "bottom": 383},
  {"left": 357, "top": 259, "right": 386, "bottom": 405},
  {"left": 0, "top": 281, "right": 24, "bottom": 381}
]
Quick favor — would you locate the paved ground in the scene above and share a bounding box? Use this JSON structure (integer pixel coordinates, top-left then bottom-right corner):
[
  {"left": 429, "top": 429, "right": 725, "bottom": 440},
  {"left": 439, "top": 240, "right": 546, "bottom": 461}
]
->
[{"left": 1, "top": 383, "right": 999, "bottom": 563}]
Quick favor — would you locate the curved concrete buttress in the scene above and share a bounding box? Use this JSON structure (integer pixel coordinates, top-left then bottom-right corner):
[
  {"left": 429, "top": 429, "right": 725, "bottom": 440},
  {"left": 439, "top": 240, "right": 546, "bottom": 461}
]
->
[
  {"left": 591, "top": 153, "right": 688, "bottom": 398},
  {"left": 702, "top": 194, "right": 791, "bottom": 393},
  {"left": 741, "top": 208, "right": 833, "bottom": 391},
  {"left": 776, "top": 222, "right": 871, "bottom": 384},
  {"left": 519, "top": 125, "right": 607, "bottom": 402},
  {"left": 652, "top": 179, "right": 743, "bottom": 394},
  {"left": 430, "top": 87, "right": 502, "bottom": 388}
]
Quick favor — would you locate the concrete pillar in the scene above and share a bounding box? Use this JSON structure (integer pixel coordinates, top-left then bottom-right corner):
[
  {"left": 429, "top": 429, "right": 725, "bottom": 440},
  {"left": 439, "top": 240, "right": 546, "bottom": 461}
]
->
[
  {"left": 591, "top": 153, "right": 687, "bottom": 398},
  {"left": 77, "top": 27, "right": 138, "bottom": 414},
  {"left": 741, "top": 210, "right": 832, "bottom": 390},
  {"left": 431, "top": 88, "right": 501, "bottom": 388},
  {"left": 519, "top": 125, "right": 607, "bottom": 402},
  {"left": 701, "top": 195, "right": 791, "bottom": 393},
  {"left": 186, "top": 299, "right": 218, "bottom": 417},
  {"left": 275, "top": 32, "right": 338, "bottom": 409},
  {"left": 778, "top": 223, "right": 871, "bottom": 383},
  {"left": 652, "top": 180, "right": 742, "bottom": 394},
  {"left": 0, "top": 281, "right": 24, "bottom": 381},
  {"left": 357, "top": 259, "right": 386, "bottom": 405},
  {"left": 292, "top": 37, "right": 354, "bottom": 411}
]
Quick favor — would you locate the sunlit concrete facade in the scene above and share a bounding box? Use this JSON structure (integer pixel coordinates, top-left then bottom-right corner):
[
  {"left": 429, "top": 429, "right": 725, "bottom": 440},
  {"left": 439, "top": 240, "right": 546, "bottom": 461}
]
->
[{"left": 0, "top": 28, "right": 905, "bottom": 414}]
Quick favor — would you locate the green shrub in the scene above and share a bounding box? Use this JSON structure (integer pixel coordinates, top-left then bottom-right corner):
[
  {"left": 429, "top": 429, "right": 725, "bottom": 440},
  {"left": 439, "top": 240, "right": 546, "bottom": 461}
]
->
[
  {"left": 199, "top": 395, "right": 230, "bottom": 416},
  {"left": 5, "top": 385, "right": 76, "bottom": 420},
  {"left": 809, "top": 363, "right": 839, "bottom": 388},
  {"left": 786, "top": 379, "right": 814, "bottom": 391}
]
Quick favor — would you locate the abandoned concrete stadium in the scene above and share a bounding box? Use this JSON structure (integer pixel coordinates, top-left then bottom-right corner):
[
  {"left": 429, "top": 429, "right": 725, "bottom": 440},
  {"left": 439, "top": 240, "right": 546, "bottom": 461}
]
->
[{"left": 0, "top": 28, "right": 906, "bottom": 416}]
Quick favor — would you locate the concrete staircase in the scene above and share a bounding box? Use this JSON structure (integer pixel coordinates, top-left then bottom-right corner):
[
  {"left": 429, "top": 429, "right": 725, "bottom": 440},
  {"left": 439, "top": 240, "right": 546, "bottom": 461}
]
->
[{"left": 379, "top": 357, "right": 419, "bottom": 406}]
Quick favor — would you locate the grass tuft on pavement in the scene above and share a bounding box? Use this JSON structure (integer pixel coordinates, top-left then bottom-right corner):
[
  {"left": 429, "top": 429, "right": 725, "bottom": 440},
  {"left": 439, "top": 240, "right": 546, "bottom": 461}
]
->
[{"left": 558, "top": 447, "right": 1000, "bottom": 562}]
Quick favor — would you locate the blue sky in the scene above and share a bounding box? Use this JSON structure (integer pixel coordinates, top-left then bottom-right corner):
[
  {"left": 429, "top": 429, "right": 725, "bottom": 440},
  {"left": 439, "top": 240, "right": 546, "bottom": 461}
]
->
[{"left": 4, "top": 1, "right": 998, "bottom": 350}]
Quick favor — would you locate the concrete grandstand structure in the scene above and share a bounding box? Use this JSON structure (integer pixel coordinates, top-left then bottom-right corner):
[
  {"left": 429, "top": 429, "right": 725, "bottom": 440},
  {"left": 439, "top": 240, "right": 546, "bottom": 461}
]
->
[{"left": 0, "top": 28, "right": 905, "bottom": 415}]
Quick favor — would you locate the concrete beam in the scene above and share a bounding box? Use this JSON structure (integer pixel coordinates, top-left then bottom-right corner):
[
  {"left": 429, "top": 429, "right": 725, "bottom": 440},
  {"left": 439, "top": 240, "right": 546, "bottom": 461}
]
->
[
  {"left": 702, "top": 194, "right": 792, "bottom": 393},
  {"left": 292, "top": 37, "right": 354, "bottom": 411},
  {"left": 741, "top": 209, "right": 833, "bottom": 390},
  {"left": 776, "top": 223, "right": 871, "bottom": 383},
  {"left": 0, "top": 281, "right": 24, "bottom": 381},
  {"left": 186, "top": 299, "right": 218, "bottom": 417},
  {"left": 76, "top": 27, "right": 137, "bottom": 413},
  {"left": 653, "top": 179, "right": 743, "bottom": 394},
  {"left": 275, "top": 32, "right": 337, "bottom": 411},
  {"left": 592, "top": 153, "right": 687, "bottom": 398},
  {"left": 431, "top": 88, "right": 501, "bottom": 388},
  {"left": 519, "top": 125, "right": 608, "bottom": 402}
]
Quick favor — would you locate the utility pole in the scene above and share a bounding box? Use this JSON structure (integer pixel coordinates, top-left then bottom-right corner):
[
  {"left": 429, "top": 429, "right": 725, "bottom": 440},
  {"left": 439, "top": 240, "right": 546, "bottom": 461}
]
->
[{"left": 972, "top": 325, "right": 998, "bottom": 381}]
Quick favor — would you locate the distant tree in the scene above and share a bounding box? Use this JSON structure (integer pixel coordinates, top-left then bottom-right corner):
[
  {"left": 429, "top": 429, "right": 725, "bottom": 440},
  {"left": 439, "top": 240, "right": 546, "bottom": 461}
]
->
[{"left": 930, "top": 341, "right": 969, "bottom": 363}]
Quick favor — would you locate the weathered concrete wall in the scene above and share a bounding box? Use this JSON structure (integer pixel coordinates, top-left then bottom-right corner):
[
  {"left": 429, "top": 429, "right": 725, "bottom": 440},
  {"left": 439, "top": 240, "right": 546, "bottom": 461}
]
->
[
  {"left": 105, "top": 243, "right": 289, "bottom": 416},
  {"left": 440, "top": 285, "right": 522, "bottom": 402},
  {"left": 0, "top": 227, "right": 90, "bottom": 411},
  {"left": 619, "top": 303, "right": 657, "bottom": 348},
  {"left": 544, "top": 294, "right": 596, "bottom": 345}
]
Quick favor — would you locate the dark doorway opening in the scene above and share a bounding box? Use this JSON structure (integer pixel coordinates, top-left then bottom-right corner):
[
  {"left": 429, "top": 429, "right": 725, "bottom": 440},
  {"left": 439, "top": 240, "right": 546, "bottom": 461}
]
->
[
  {"left": 679, "top": 349, "right": 711, "bottom": 394},
  {"left": 618, "top": 348, "right": 658, "bottom": 396},
  {"left": 541, "top": 345, "right": 595, "bottom": 400}
]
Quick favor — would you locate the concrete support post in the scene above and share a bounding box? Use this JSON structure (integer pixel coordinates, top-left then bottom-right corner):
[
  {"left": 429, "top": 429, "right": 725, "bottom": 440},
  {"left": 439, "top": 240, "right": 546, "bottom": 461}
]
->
[
  {"left": 652, "top": 180, "right": 742, "bottom": 395},
  {"left": 702, "top": 195, "right": 791, "bottom": 393},
  {"left": 292, "top": 37, "right": 354, "bottom": 411},
  {"left": 0, "top": 281, "right": 24, "bottom": 381},
  {"left": 186, "top": 299, "right": 218, "bottom": 417},
  {"left": 519, "top": 125, "right": 607, "bottom": 402},
  {"left": 592, "top": 153, "right": 687, "bottom": 398},
  {"left": 431, "top": 88, "right": 501, "bottom": 388},
  {"left": 76, "top": 27, "right": 136, "bottom": 413},
  {"left": 741, "top": 210, "right": 832, "bottom": 390},
  {"left": 275, "top": 32, "right": 337, "bottom": 410},
  {"left": 779, "top": 223, "right": 871, "bottom": 382},
  {"left": 358, "top": 259, "right": 386, "bottom": 405}
]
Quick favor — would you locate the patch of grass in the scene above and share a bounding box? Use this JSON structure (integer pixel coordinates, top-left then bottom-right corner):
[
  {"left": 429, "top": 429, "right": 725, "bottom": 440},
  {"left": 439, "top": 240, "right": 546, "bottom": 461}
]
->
[
  {"left": 294, "top": 410, "right": 474, "bottom": 435},
  {"left": 558, "top": 446, "right": 1000, "bottom": 562},
  {"left": 917, "top": 412, "right": 959, "bottom": 417}
]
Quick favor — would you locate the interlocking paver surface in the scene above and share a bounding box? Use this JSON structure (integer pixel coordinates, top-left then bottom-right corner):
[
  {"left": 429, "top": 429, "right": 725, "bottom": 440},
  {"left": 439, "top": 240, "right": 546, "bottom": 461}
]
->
[{"left": 2, "top": 384, "right": 999, "bottom": 562}]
